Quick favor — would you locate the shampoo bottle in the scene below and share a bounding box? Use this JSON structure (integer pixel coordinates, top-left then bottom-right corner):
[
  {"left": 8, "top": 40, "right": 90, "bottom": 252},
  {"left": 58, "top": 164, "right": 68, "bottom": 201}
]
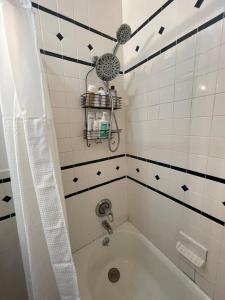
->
[{"left": 99, "top": 112, "right": 109, "bottom": 138}]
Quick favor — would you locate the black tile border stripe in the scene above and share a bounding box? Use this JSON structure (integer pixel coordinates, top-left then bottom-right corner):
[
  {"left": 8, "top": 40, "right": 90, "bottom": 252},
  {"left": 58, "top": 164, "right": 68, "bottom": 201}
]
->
[
  {"left": 40, "top": 49, "right": 124, "bottom": 73},
  {"left": 31, "top": 2, "right": 117, "bottom": 42},
  {"left": 130, "top": 0, "right": 175, "bottom": 39},
  {"left": 0, "top": 177, "right": 11, "bottom": 184},
  {"left": 0, "top": 154, "right": 126, "bottom": 183},
  {"left": 0, "top": 213, "right": 16, "bottom": 222},
  {"left": 61, "top": 154, "right": 125, "bottom": 170},
  {"left": 127, "top": 176, "right": 225, "bottom": 226},
  {"left": 127, "top": 154, "right": 225, "bottom": 185},
  {"left": 65, "top": 176, "right": 126, "bottom": 198},
  {"left": 40, "top": 49, "right": 94, "bottom": 67},
  {"left": 125, "top": 12, "right": 225, "bottom": 74},
  {"left": 195, "top": 0, "right": 205, "bottom": 9}
]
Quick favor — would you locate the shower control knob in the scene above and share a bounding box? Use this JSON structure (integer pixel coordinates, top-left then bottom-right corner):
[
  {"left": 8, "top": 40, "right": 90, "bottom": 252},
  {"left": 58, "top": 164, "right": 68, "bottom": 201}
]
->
[{"left": 96, "top": 199, "right": 114, "bottom": 222}]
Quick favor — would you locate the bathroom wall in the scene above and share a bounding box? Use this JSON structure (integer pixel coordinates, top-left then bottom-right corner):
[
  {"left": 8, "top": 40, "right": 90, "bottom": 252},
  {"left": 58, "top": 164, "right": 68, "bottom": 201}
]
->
[
  {"left": 33, "top": 0, "right": 128, "bottom": 251},
  {"left": 2, "top": 0, "right": 225, "bottom": 299},
  {"left": 0, "top": 112, "right": 27, "bottom": 299},
  {"left": 123, "top": 0, "right": 225, "bottom": 299}
]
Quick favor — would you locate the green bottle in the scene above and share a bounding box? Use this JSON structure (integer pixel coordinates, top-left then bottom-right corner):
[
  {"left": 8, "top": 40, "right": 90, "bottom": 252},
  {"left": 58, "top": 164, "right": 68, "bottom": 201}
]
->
[{"left": 99, "top": 112, "right": 109, "bottom": 138}]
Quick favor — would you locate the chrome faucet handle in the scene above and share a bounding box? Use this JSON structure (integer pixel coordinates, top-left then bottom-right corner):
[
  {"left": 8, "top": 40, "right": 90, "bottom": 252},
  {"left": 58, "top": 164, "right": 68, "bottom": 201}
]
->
[
  {"left": 96, "top": 199, "right": 114, "bottom": 223},
  {"left": 106, "top": 208, "right": 114, "bottom": 223}
]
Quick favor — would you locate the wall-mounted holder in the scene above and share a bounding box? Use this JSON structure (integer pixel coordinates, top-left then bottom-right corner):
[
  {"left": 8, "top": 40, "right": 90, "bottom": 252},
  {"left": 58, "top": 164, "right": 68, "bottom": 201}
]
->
[
  {"left": 81, "top": 93, "right": 122, "bottom": 147},
  {"left": 176, "top": 231, "right": 208, "bottom": 268}
]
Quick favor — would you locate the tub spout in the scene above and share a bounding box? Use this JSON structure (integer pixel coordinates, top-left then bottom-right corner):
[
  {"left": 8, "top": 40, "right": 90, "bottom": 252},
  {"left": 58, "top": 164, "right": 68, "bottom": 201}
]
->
[{"left": 102, "top": 220, "right": 113, "bottom": 235}]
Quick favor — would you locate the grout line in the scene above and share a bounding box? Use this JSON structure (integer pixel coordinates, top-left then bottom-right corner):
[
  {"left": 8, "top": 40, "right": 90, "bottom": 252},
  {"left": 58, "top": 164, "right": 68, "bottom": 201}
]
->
[
  {"left": 203, "top": 11, "right": 225, "bottom": 188},
  {"left": 31, "top": 2, "right": 117, "bottom": 42},
  {"left": 127, "top": 176, "right": 225, "bottom": 226},
  {"left": 65, "top": 176, "right": 126, "bottom": 198},
  {"left": 125, "top": 12, "right": 225, "bottom": 74},
  {"left": 127, "top": 154, "right": 225, "bottom": 184}
]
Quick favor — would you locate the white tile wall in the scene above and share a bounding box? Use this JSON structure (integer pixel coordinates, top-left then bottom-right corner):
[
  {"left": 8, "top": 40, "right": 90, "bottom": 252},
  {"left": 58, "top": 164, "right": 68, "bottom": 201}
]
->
[
  {"left": 124, "top": 1, "right": 225, "bottom": 299},
  {"left": 2, "top": 0, "right": 225, "bottom": 299},
  {"left": 66, "top": 179, "right": 128, "bottom": 251},
  {"left": 35, "top": 0, "right": 128, "bottom": 267}
]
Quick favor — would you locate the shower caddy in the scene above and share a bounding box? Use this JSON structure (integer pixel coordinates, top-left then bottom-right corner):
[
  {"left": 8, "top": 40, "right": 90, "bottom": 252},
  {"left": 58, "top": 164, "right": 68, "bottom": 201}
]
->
[{"left": 81, "top": 92, "right": 122, "bottom": 147}]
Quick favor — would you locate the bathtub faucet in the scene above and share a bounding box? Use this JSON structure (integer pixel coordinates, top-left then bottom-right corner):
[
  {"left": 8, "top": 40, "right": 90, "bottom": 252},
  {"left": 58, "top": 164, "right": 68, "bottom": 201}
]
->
[{"left": 102, "top": 220, "right": 113, "bottom": 235}]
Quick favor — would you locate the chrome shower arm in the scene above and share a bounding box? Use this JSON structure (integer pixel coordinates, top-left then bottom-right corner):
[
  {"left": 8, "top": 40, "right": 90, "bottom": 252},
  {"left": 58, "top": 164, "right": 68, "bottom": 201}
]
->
[{"left": 113, "top": 43, "right": 120, "bottom": 56}]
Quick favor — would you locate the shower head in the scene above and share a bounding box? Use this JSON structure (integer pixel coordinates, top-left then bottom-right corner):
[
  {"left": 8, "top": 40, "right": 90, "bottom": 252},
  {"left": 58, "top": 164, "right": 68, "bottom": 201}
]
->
[
  {"left": 95, "top": 24, "right": 131, "bottom": 82},
  {"left": 113, "top": 24, "right": 131, "bottom": 56},
  {"left": 95, "top": 53, "right": 120, "bottom": 82},
  {"left": 116, "top": 24, "right": 132, "bottom": 45}
]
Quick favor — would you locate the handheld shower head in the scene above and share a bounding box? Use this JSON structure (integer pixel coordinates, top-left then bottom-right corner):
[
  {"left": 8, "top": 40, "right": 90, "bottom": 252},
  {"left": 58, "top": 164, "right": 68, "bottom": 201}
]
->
[
  {"left": 116, "top": 24, "right": 132, "bottom": 45},
  {"left": 113, "top": 24, "right": 131, "bottom": 56},
  {"left": 95, "top": 53, "right": 120, "bottom": 82}
]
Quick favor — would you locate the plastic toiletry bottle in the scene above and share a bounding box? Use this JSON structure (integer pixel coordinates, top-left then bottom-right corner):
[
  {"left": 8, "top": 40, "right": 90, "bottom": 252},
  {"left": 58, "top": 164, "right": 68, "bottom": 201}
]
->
[
  {"left": 97, "top": 87, "right": 106, "bottom": 95},
  {"left": 97, "top": 87, "right": 107, "bottom": 107},
  {"left": 94, "top": 87, "right": 103, "bottom": 107},
  {"left": 96, "top": 112, "right": 102, "bottom": 121},
  {"left": 87, "top": 84, "right": 97, "bottom": 106},
  {"left": 88, "top": 84, "right": 97, "bottom": 93},
  {"left": 93, "top": 119, "right": 100, "bottom": 139},
  {"left": 99, "top": 112, "right": 109, "bottom": 138},
  {"left": 110, "top": 85, "right": 117, "bottom": 97},
  {"left": 87, "top": 112, "right": 95, "bottom": 139}
]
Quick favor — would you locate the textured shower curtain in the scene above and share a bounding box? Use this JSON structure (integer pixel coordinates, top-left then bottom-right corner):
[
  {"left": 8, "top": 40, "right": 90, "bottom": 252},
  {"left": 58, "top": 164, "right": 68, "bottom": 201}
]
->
[{"left": 0, "top": 1, "right": 79, "bottom": 299}]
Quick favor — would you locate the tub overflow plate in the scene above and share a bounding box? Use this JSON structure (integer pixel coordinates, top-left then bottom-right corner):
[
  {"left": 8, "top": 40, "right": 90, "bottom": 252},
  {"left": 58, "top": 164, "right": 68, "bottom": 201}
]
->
[{"left": 108, "top": 268, "right": 120, "bottom": 283}]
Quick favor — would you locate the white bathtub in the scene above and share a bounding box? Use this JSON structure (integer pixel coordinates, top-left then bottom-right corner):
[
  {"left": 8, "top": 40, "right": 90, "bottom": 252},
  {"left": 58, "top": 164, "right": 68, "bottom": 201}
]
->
[{"left": 73, "top": 222, "right": 211, "bottom": 300}]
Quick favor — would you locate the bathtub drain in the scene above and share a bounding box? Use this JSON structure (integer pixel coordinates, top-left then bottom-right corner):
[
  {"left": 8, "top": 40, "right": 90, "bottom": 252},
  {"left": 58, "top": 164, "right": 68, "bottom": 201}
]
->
[{"left": 108, "top": 268, "right": 120, "bottom": 283}]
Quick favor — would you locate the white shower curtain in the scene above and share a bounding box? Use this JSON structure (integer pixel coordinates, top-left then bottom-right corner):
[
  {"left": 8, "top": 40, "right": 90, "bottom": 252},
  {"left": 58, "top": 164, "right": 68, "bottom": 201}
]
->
[{"left": 0, "top": 1, "right": 80, "bottom": 299}]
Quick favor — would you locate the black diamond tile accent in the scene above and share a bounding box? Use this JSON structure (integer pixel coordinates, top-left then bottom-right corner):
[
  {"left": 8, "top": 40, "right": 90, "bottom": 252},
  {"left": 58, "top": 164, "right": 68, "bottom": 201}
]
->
[
  {"left": 223, "top": 201, "right": 225, "bottom": 206},
  {"left": 155, "top": 175, "right": 160, "bottom": 180},
  {"left": 158, "top": 26, "right": 165, "bottom": 35},
  {"left": 2, "top": 195, "right": 11, "bottom": 203},
  {"left": 182, "top": 185, "right": 189, "bottom": 192},
  {"left": 97, "top": 171, "right": 101, "bottom": 176},
  {"left": 73, "top": 177, "right": 78, "bottom": 183},
  {"left": 56, "top": 33, "right": 64, "bottom": 41},
  {"left": 135, "top": 45, "right": 140, "bottom": 52},
  {"left": 116, "top": 166, "right": 120, "bottom": 170},
  {"left": 195, "top": 0, "right": 205, "bottom": 8},
  {"left": 136, "top": 168, "right": 140, "bottom": 173},
  {"left": 88, "top": 44, "right": 93, "bottom": 51}
]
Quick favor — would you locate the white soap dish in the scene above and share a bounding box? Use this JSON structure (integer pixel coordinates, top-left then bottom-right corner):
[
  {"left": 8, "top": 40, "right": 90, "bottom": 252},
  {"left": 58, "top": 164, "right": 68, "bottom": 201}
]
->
[{"left": 176, "top": 231, "right": 208, "bottom": 268}]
